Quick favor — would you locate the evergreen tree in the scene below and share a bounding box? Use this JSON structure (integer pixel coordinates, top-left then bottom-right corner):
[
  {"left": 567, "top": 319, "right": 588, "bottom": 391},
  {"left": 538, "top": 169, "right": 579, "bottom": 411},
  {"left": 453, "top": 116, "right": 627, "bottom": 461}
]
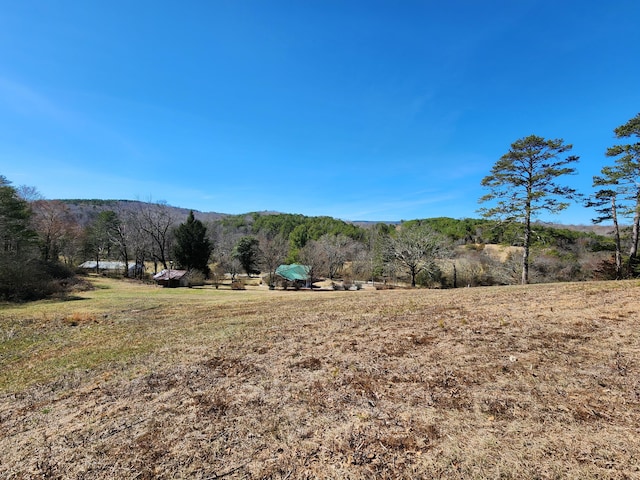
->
[
  {"left": 0, "top": 175, "right": 36, "bottom": 253},
  {"left": 587, "top": 167, "right": 624, "bottom": 278},
  {"left": 173, "top": 211, "right": 213, "bottom": 276},
  {"left": 0, "top": 176, "right": 71, "bottom": 301},
  {"left": 233, "top": 236, "right": 261, "bottom": 276},
  {"left": 604, "top": 113, "right": 640, "bottom": 262},
  {"left": 479, "top": 135, "right": 580, "bottom": 284}
]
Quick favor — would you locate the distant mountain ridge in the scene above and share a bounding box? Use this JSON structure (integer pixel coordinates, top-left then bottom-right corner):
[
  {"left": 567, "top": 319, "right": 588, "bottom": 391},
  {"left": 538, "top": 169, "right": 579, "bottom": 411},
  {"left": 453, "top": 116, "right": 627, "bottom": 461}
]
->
[
  {"left": 58, "top": 198, "right": 612, "bottom": 234},
  {"left": 59, "top": 199, "right": 226, "bottom": 226}
]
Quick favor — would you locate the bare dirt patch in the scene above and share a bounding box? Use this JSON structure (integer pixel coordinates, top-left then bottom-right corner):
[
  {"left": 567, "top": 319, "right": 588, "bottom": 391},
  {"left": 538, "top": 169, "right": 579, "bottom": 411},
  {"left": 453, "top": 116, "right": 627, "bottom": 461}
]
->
[{"left": 1, "top": 280, "right": 640, "bottom": 478}]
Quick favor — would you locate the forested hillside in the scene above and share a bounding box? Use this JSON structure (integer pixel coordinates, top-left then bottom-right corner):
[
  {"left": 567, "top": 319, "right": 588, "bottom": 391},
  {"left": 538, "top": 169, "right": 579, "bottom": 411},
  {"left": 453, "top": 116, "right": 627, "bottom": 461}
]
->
[
  {"left": 3, "top": 168, "right": 635, "bottom": 303},
  {"left": 10, "top": 194, "right": 625, "bottom": 292}
]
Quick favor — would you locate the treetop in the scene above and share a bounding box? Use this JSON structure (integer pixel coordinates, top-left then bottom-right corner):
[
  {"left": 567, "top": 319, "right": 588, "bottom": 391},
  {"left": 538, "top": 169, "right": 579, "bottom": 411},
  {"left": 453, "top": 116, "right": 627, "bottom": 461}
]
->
[{"left": 613, "top": 112, "right": 640, "bottom": 138}]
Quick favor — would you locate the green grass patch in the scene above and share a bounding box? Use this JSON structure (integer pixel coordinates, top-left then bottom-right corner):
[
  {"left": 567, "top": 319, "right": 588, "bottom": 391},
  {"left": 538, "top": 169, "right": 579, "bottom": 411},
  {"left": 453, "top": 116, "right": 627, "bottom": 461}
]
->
[{"left": 0, "top": 277, "right": 259, "bottom": 392}]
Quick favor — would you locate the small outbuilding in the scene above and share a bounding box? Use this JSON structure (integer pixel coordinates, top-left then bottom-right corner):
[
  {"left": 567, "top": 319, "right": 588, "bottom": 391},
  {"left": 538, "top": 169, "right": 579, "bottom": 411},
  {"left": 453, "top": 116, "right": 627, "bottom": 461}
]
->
[
  {"left": 275, "top": 264, "right": 311, "bottom": 288},
  {"left": 153, "top": 269, "right": 189, "bottom": 288},
  {"left": 79, "top": 261, "right": 140, "bottom": 276}
]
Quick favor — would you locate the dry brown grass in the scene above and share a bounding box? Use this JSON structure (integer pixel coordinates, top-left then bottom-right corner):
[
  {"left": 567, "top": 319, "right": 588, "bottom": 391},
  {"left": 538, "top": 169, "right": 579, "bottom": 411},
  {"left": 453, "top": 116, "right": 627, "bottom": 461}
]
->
[{"left": 1, "top": 278, "right": 640, "bottom": 478}]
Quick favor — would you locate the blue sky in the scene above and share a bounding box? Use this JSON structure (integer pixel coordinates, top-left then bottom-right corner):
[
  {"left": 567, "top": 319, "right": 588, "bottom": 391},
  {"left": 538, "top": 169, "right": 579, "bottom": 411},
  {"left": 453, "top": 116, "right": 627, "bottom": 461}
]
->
[{"left": 1, "top": 1, "right": 639, "bottom": 224}]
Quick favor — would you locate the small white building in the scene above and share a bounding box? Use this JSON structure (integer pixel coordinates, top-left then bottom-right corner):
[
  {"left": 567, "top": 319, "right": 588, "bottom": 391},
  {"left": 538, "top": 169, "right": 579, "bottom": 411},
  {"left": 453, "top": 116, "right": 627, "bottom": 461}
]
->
[{"left": 78, "top": 261, "right": 140, "bottom": 276}]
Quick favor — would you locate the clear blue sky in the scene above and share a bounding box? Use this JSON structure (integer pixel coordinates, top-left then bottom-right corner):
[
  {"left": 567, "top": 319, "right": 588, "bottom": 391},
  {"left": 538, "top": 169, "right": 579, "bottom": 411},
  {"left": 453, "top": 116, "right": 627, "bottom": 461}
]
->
[{"left": 1, "top": 1, "right": 639, "bottom": 224}]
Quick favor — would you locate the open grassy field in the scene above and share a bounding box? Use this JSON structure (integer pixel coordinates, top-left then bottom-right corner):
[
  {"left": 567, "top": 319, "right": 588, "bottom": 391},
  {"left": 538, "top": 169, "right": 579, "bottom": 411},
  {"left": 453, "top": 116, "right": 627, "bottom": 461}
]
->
[{"left": 1, "top": 277, "right": 640, "bottom": 479}]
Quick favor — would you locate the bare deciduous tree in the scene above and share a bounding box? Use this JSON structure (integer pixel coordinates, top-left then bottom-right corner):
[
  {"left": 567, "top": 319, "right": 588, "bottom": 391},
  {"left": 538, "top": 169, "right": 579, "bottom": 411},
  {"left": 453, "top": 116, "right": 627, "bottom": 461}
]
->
[
  {"left": 387, "top": 223, "right": 449, "bottom": 287},
  {"left": 135, "top": 201, "right": 177, "bottom": 272},
  {"left": 298, "top": 240, "right": 326, "bottom": 288},
  {"left": 30, "top": 200, "right": 75, "bottom": 263},
  {"left": 317, "top": 233, "right": 356, "bottom": 279},
  {"left": 259, "top": 233, "right": 288, "bottom": 288}
]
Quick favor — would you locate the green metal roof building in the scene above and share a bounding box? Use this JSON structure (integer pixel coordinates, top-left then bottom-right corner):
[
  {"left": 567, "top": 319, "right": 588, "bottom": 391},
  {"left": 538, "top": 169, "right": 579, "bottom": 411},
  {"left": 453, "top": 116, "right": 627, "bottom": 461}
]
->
[{"left": 275, "top": 264, "right": 310, "bottom": 282}]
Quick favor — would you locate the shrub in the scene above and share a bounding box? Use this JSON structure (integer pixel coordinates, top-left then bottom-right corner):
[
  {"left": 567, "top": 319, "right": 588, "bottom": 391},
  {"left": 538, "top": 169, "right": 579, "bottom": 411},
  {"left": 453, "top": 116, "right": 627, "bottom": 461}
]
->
[
  {"left": 42, "top": 261, "right": 75, "bottom": 280},
  {"left": 416, "top": 265, "right": 443, "bottom": 288},
  {"left": 185, "top": 270, "right": 205, "bottom": 287},
  {"left": 210, "top": 265, "right": 225, "bottom": 289},
  {"left": 0, "top": 255, "right": 64, "bottom": 302},
  {"left": 529, "top": 251, "right": 585, "bottom": 283}
]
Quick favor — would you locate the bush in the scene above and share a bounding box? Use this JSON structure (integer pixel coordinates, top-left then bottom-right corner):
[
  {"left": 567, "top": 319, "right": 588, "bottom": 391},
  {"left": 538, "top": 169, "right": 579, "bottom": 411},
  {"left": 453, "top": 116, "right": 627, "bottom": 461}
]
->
[
  {"left": 529, "top": 251, "right": 585, "bottom": 283},
  {"left": 185, "top": 270, "right": 205, "bottom": 287},
  {"left": 42, "top": 261, "right": 75, "bottom": 280},
  {"left": 0, "top": 255, "right": 63, "bottom": 302},
  {"left": 416, "top": 265, "right": 443, "bottom": 288},
  {"left": 231, "top": 279, "right": 246, "bottom": 290},
  {"left": 210, "top": 265, "right": 225, "bottom": 289}
]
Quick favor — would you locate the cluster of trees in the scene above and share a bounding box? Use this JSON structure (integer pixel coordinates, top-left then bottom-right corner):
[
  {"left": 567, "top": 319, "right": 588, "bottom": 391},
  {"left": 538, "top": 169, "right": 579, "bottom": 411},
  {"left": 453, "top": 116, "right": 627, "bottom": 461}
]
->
[
  {"left": 589, "top": 114, "right": 640, "bottom": 279},
  {"left": 0, "top": 175, "right": 609, "bottom": 300},
  {"left": 479, "top": 112, "right": 640, "bottom": 283},
  {"left": 0, "top": 177, "right": 76, "bottom": 301},
  {"left": 2, "top": 113, "right": 638, "bottom": 299},
  {"left": 24, "top": 199, "right": 618, "bottom": 288}
]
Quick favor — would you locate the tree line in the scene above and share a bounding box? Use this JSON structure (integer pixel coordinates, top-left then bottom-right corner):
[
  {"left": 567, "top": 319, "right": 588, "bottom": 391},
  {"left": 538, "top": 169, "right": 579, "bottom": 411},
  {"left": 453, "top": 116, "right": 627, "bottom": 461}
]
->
[{"left": 1, "top": 112, "right": 638, "bottom": 299}]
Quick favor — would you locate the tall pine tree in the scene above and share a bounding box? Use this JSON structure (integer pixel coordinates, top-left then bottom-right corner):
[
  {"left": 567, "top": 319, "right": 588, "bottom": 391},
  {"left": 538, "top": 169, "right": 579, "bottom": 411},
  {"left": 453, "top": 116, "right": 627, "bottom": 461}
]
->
[
  {"left": 479, "top": 135, "right": 580, "bottom": 284},
  {"left": 604, "top": 113, "right": 640, "bottom": 263},
  {"left": 587, "top": 167, "right": 624, "bottom": 279},
  {"left": 0, "top": 175, "right": 36, "bottom": 254}
]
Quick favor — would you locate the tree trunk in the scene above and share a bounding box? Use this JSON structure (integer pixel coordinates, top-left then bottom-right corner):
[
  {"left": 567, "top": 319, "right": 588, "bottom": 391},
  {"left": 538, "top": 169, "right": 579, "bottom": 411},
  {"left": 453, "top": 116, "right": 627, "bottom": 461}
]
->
[
  {"left": 611, "top": 196, "right": 622, "bottom": 279},
  {"left": 122, "top": 245, "right": 129, "bottom": 278},
  {"left": 42, "top": 233, "right": 52, "bottom": 262},
  {"left": 522, "top": 202, "right": 532, "bottom": 285},
  {"left": 452, "top": 262, "right": 457, "bottom": 288},
  {"left": 630, "top": 189, "right": 640, "bottom": 261}
]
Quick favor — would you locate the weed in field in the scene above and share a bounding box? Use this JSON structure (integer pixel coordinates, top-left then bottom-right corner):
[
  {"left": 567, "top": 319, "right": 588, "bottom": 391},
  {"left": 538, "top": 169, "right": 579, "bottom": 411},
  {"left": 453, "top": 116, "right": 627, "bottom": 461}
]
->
[
  {"left": 193, "top": 391, "right": 230, "bottom": 418},
  {"left": 62, "top": 312, "right": 96, "bottom": 326},
  {"left": 291, "top": 357, "right": 323, "bottom": 370}
]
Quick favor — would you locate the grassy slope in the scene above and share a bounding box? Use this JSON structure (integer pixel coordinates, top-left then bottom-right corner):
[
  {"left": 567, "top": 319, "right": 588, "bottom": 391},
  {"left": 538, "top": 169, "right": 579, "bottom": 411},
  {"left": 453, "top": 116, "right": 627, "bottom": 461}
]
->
[{"left": 1, "top": 278, "right": 639, "bottom": 479}]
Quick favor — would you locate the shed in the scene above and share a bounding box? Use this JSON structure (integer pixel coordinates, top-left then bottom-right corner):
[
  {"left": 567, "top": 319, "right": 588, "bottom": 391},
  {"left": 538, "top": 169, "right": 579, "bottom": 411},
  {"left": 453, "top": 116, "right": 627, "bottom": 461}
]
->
[
  {"left": 79, "top": 261, "right": 139, "bottom": 275},
  {"left": 153, "top": 269, "right": 189, "bottom": 288},
  {"left": 275, "top": 264, "right": 311, "bottom": 287}
]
